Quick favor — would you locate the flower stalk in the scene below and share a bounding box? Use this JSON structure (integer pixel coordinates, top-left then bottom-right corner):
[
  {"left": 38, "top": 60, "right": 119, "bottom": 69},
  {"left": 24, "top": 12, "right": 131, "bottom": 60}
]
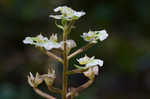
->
[
  {"left": 62, "top": 24, "right": 68, "bottom": 99},
  {"left": 66, "top": 79, "right": 94, "bottom": 98},
  {"left": 45, "top": 51, "right": 63, "bottom": 63},
  {"left": 23, "top": 6, "right": 108, "bottom": 99},
  {"left": 62, "top": 20, "right": 75, "bottom": 99},
  {"left": 68, "top": 42, "right": 95, "bottom": 60},
  {"left": 33, "top": 88, "right": 56, "bottom": 99}
]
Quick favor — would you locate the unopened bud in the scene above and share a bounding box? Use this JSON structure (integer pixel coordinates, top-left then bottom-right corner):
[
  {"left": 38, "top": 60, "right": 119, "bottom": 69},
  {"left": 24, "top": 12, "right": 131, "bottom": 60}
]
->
[
  {"left": 83, "top": 66, "right": 99, "bottom": 79},
  {"left": 42, "top": 68, "right": 56, "bottom": 87},
  {"left": 27, "top": 72, "right": 43, "bottom": 87}
]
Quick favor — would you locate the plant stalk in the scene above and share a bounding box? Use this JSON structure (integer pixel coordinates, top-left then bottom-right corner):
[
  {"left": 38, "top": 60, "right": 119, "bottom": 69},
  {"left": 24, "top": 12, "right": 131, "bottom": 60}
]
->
[
  {"left": 68, "top": 42, "right": 95, "bottom": 60},
  {"left": 33, "top": 88, "right": 55, "bottom": 99},
  {"left": 62, "top": 23, "right": 68, "bottom": 99},
  {"left": 62, "top": 20, "right": 75, "bottom": 99}
]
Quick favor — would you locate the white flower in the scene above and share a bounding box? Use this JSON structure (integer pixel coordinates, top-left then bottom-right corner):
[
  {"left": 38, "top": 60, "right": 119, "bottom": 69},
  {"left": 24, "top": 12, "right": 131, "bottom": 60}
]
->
[
  {"left": 77, "top": 55, "right": 103, "bottom": 79},
  {"left": 97, "top": 30, "right": 108, "bottom": 41},
  {"left": 81, "top": 31, "right": 97, "bottom": 43},
  {"left": 23, "top": 34, "right": 61, "bottom": 50},
  {"left": 77, "top": 55, "right": 103, "bottom": 67},
  {"left": 77, "top": 55, "right": 91, "bottom": 65},
  {"left": 81, "top": 30, "right": 108, "bottom": 43},
  {"left": 49, "top": 15, "right": 63, "bottom": 20},
  {"left": 43, "top": 34, "right": 61, "bottom": 50},
  {"left": 60, "top": 40, "right": 77, "bottom": 50},
  {"left": 50, "top": 6, "right": 86, "bottom": 21},
  {"left": 23, "top": 34, "right": 49, "bottom": 46}
]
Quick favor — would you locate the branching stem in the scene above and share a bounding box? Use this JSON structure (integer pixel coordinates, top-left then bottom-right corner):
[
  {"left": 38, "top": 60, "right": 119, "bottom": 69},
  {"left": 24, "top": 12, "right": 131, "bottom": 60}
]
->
[
  {"left": 68, "top": 42, "right": 95, "bottom": 60},
  {"left": 66, "top": 79, "right": 94, "bottom": 98},
  {"left": 48, "top": 86, "right": 62, "bottom": 94},
  {"left": 46, "top": 51, "right": 63, "bottom": 63},
  {"left": 33, "top": 87, "right": 56, "bottom": 99}
]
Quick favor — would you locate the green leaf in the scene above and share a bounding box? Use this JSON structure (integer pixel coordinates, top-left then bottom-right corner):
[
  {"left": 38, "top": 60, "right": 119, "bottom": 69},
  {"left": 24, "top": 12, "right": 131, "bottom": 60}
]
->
[
  {"left": 74, "top": 64, "right": 85, "bottom": 69},
  {"left": 55, "top": 21, "right": 64, "bottom": 30},
  {"left": 61, "top": 19, "right": 67, "bottom": 26}
]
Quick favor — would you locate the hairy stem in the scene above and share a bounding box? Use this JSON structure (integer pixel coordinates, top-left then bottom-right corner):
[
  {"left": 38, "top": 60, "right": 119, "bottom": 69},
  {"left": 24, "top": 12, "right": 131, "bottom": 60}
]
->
[
  {"left": 68, "top": 42, "right": 95, "bottom": 60},
  {"left": 67, "top": 68, "right": 88, "bottom": 75},
  {"left": 62, "top": 25, "right": 68, "bottom": 99},
  {"left": 67, "top": 79, "right": 94, "bottom": 98},
  {"left": 46, "top": 51, "right": 63, "bottom": 63},
  {"left": 33, "top": 87, "right": 55, "bottom": 99},
  {"left": 62, "top": 20, "right": 75, "bottom": 99},
  {"left": 48, "top": 86, "right": 62, "bottom": 94}
]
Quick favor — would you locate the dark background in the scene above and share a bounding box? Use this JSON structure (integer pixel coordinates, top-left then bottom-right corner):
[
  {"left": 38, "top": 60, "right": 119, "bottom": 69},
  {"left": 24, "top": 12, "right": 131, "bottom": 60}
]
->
[{"left": 0, "top": 0, "right": 150, "bottom": 99}]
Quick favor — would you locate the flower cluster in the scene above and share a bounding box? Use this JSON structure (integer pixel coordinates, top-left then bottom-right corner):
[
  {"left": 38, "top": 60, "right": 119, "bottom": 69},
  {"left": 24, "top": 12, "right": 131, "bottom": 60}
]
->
[
  {"left": 81, "top": 30, "right": 108, "bottom": 43},
  {"left": 24, "top": 5, "right": 109, "bottom": 99},
  {"left": 76, "top": 55, "right": 103, "bottom": 79},
  {"left": 23, "top": 34, "right": 76, "bottom": 51},
  {"left": 28, "top": 68, "right": 56, "bottom": 88},
  {"left": 49, "top": 6, "right": 86, "bottom": 21}
]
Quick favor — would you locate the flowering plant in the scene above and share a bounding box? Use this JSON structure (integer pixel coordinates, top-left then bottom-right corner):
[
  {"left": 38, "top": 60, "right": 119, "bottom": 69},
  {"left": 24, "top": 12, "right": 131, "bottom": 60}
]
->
[{"left": 23, "top": 6, "right": 108, "bottom": 99}]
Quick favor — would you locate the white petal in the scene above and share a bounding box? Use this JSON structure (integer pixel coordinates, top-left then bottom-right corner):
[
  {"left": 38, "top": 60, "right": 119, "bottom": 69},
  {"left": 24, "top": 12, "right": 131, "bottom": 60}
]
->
[
  {"left": 50, "top": 6, "right": 85, "bottom": 21},
  {"left": 81, "top": 31, "right": 97, "bottom": 42},
  {"left": 54, "top": 7, "right": 62, "bottom": 12},
  {"left": 23, "top": 37, "right": 33, "bottom": 44},
  {"left": 29, "top": 72, "right": 34, "bottom": 80},
  {"left": 92, "top": 66, "right": 99, "bottom": 75},
  {"left": 43, "top": 42, "right": 61, "bottom": 50},
  {"left": 74, "top": 11, "right": 86, "bottom": 17},
  {"left": 86, "top": 59, "right": 103, "bottom": 67},
  {"left": 49, "top": 15, "right": 63, "bottom": 19},
  {"left": 98, "top": 30, "right": 108, "bottom": 41},
  {"left": 77, "top": 55, "right": 90, "bottom": 65}
]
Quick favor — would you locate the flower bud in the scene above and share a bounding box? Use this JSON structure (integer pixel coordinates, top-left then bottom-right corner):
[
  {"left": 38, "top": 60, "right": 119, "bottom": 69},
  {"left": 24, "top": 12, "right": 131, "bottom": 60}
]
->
[
  {"left": 27, "top": 72, "right": 43, "bottom": 88},
  {"left": 42, "top": 68, "right": 56, "bottom": 87},
  {"left": 83, "top": 66, "right": 99, "bottom": 79}
]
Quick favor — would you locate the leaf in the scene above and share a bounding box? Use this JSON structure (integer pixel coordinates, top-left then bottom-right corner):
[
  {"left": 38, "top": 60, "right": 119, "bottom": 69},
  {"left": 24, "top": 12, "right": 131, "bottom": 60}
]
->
[
  {"left": 74, "top": 64, "right": 85, "bottom": 69},
  {"left": 61, "top": 19, "right": 67, "bottom": 26},
  {"left": 55, "top": 21, "right": 64, "bottom": 30}
]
